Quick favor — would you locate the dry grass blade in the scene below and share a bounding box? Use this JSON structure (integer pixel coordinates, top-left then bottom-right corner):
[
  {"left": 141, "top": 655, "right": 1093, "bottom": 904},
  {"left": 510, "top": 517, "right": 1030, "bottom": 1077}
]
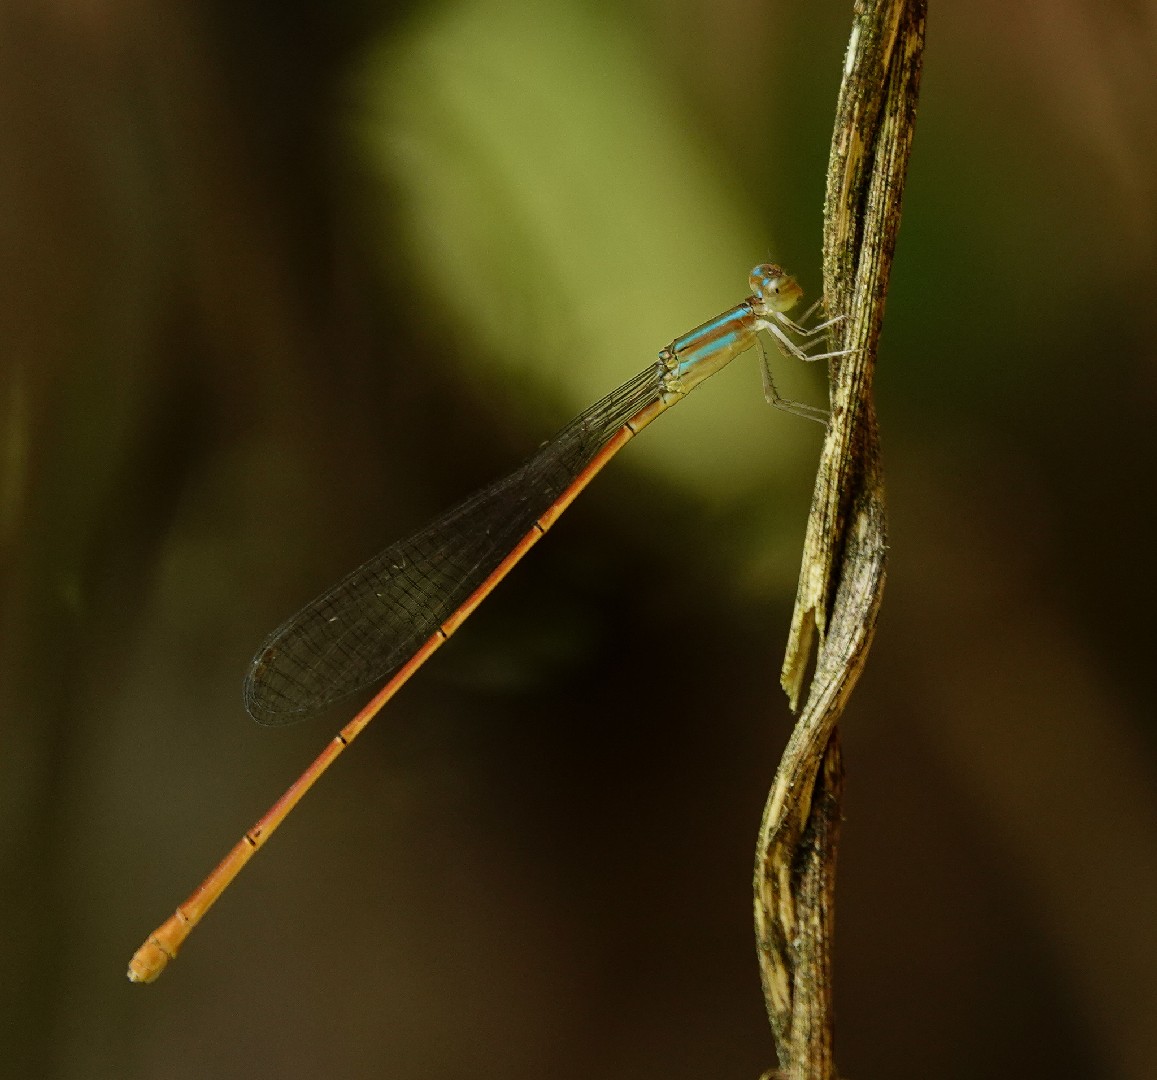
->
[{"left": 753, "top": 1, "right": 927, "bottom": 1077}]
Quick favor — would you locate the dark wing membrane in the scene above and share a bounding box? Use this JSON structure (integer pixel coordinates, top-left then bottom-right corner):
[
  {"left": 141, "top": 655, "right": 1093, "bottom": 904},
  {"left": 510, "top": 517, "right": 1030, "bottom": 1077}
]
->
[{"left": 243, "top": 363, "right": 663, "bottom": 725}]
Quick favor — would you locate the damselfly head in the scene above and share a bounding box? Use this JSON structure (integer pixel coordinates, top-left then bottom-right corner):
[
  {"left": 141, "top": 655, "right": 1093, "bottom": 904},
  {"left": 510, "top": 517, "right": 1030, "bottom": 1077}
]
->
[{"left": 749, "top": 263, "right": 804, "bottom": 313}]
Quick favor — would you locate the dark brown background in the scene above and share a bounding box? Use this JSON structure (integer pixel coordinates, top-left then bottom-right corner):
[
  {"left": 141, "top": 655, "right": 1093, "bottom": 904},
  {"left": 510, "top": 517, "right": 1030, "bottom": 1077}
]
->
[{"left": 3, "top": 2, "right": 1155, "bottom": 1077}]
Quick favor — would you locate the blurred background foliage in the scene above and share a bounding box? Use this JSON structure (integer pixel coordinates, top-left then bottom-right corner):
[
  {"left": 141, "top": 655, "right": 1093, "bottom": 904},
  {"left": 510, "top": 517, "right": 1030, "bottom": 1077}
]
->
[{"left": 2, "top": 1, "right": 1156, "bottom": 1077}]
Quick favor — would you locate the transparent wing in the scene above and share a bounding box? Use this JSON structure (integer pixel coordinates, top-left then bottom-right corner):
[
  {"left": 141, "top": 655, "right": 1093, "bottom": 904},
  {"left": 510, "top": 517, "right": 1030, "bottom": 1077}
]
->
[{"left": 243, "top": 363, "right": 663, "bottom": 725}]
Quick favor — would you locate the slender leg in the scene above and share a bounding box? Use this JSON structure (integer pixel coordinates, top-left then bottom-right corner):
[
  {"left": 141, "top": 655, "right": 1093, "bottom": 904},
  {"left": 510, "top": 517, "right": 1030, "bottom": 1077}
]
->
[
  {"left": 764, "top": 321, "right": 852, "bottom": 365},
  {"left": 792, "top": 297, "right": 825, "bottom": 326},
  {"left": 777, "top": 313, "right": 845, "bottom": 339},
  {"left": 757, "top": 337, "right": 829, "bottom": 426}
]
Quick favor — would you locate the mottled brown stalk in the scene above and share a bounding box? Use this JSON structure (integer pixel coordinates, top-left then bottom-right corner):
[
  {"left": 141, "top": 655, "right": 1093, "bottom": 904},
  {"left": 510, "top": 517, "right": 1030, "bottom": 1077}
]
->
[{"left": 753, "top": 2, "right": 926, "bottom": 1076}]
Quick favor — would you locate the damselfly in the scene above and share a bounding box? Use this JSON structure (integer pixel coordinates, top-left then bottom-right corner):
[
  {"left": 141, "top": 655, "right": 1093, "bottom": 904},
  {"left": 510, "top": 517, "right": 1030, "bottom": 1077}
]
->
[{"left": 128, "top": 263, "right": 842, "bottom": 982}]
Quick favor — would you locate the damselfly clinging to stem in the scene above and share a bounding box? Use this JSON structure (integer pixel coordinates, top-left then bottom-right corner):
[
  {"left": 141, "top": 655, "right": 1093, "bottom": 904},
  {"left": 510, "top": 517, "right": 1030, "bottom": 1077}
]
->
[{"left": 128, "top": 263, "right": 844, "bottom": 983}]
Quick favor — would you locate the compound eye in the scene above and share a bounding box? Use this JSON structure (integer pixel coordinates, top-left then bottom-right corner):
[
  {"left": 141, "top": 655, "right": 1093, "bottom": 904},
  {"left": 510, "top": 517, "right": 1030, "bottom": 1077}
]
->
[{"left": 749, "top": 263, "right": 786, "bottom": 299}]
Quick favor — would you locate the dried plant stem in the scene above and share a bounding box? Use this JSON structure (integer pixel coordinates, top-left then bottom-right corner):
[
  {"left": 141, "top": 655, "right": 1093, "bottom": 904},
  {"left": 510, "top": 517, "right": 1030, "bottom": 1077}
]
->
[{"left": 753, "top": 2, "right": 926, "bottom": 1077}]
